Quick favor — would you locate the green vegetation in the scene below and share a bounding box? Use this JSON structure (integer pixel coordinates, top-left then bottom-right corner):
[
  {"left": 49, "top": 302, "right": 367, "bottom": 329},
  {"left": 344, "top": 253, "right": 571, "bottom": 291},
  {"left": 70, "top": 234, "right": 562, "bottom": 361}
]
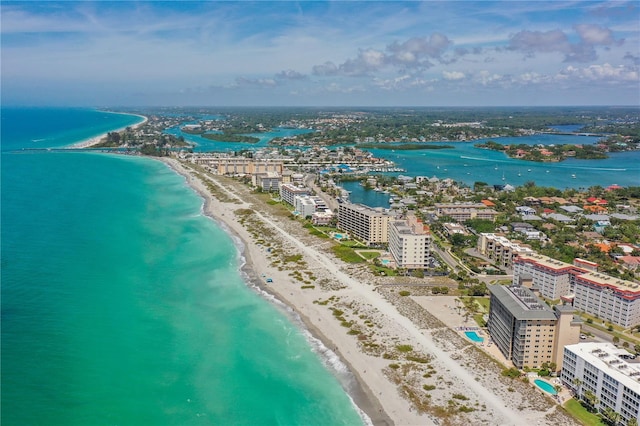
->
[
  {"left": 475, "top": 140, "right": 609, "bottom": 162},
  {"left": 357, "top": 143, "right": 453, "bottom": 150},
  {"left": 396, "top": 344, "right": 413, "bottom": 353},
  {"left": 501, "top": 367, "right": 521, "bottom": 378},
  {"left": 201, "top": 133, "right": 260, "bottom": 143},
  {"left": 331, "top": 245, "right": 366, "bottom": 263},
  {"left": 563, "top": 399, "right": 606, "bottom": 426},
  {"left": 358, "top": 251, "right": 381, "bottom": 260}
]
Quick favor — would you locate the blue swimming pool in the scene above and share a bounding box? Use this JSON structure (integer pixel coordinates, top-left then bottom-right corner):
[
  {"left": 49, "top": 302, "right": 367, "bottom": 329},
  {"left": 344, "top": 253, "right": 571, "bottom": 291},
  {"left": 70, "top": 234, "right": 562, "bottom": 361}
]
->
[
  {"left": 534, "top": 379, "right": 557, "bottom": 395},
  {"left": 381, "top": 259, "right": 390, "bottom": 265},
  {"left": 334, "top": 233, "right": 344, "bottom": 240},
  {"left": 464, "top": 331, "right": 484, "bottom": 343}
]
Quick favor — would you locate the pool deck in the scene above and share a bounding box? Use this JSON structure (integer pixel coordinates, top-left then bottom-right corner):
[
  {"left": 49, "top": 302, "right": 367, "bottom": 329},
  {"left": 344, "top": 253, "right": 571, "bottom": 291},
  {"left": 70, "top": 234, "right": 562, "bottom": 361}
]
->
[
  {"left": 412, "top": 296, "right": 574, "bottom": 405},
  {"left": 412, "top": 295, "right": 512, "bottom": 368}
]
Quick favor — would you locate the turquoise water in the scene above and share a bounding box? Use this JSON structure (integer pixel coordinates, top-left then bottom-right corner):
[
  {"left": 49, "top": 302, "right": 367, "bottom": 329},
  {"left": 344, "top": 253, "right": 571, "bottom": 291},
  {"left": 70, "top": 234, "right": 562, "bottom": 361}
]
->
[
  {"left": 1, "top": 108, "right": 364, "bottom": 425},
  {"left": 165, "top": 124, "right": 313, "bottom": 153},
  {"left": 365, "top": 136, "right": 640, "bottom": 189},
  {"left": 340, "top": 181, "right": 391, "bottom": 208},
  {"left": 464, "top": 331, "right": 484, "bottom": 343},
  {"left": 534, "top": 379, "right": 558, "bottom": 395}
]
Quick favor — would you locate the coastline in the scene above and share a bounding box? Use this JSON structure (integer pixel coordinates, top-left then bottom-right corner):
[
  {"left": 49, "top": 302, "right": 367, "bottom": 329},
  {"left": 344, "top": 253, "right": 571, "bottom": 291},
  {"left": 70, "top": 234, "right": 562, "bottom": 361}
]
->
[
  {"left": 160, "top": 157, "right": 392, "bottom": 426},
  {"left": 158, "top": 157, "right": 579, "bottom": 426},
  {"left": 69, "top": 112, "right": 148, "bottom": 149}
]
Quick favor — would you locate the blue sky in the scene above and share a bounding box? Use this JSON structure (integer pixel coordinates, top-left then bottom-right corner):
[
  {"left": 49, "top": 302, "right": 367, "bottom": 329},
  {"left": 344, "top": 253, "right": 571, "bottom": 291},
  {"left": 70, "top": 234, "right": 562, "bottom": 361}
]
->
[{"left": 2, "top": 1, "right": 639, "bottom": 106}]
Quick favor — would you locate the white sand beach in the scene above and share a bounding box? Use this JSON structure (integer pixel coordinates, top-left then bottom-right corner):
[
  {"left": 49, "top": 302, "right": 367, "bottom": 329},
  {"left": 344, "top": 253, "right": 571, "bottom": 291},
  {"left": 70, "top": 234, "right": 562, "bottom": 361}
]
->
[
  {"left": 70, "top": 113, "right": 148, "bottom": 148},
  {"left": 161, "top": 157, "right": 579, "bottom": 426}
]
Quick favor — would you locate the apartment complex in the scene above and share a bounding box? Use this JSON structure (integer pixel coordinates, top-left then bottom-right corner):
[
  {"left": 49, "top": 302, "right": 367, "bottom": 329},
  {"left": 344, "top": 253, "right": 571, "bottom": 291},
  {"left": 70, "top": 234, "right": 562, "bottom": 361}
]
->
[
  {"left": 338, "top": 203, "right": 391, "bottom": 246},
  {"left": 293, "top": 195, "right": 328, "bottom": 218},
  {"left": 512, "top": 253, "right": 581, "bottom": 300},
  {"left": 512, "top": 253, "right": 640, "bottom": 327},
  {"left": 388, "top": 215, "right": 432, "bottom": 270},
  {"left": 252, "top": 172, "right": 281, "bottom": 192},
  {"left": 487, "top": 284, "right": 580, "bottom": 370},
  {"left": 572, "top": 272, "right": 640, "bottom": 328},
  {"left": 279, "top": 183, "right": 310, "bottom": 206},
  {"left": 434, "top": 203, "right": 499, "bottom": 222},
  {"left": 561, "top": 343, "right": 640, "bottom": 425},
  {"left": 190, "top": 155, "right": 284, "bottom": 175},
  {"left": 477, "top": 233, "right": 535, "bottom": 269}
]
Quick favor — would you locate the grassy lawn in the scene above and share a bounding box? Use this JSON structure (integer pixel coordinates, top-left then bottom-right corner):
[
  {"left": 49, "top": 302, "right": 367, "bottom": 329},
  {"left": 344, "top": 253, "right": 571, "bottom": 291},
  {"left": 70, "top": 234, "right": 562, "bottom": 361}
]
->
[
  {"left": 340, "top": 240, "right": 366, "bottom": 248},
  {"left": 357, "top": 250, "right": 381, "bottom": 260},
  {"left": 303, "top": 223, "right": 330, "bottom": 239},
  {"left": 369, "top": 265, "right": 398, "bottom": 276},
  {"left": 332, "top": 245, "right": 366, "bottom": 263},
  {"left": 563, "top": 399, "right": 605, "bottom": 426}
]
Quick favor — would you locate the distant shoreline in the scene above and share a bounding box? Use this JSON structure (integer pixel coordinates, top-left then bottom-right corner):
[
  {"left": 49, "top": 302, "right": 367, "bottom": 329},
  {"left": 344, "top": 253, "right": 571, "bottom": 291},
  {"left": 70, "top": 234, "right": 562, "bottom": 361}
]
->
[{"left": 69, "top": 112, "right": 148, "bottom": 149}]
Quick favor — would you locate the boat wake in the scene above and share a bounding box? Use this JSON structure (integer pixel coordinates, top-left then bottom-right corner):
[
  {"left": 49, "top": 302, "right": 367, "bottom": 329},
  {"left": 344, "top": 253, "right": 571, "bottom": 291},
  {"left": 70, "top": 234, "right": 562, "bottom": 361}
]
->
[{"left": 459, "top": 156, "right": 628, "bottom": 171}]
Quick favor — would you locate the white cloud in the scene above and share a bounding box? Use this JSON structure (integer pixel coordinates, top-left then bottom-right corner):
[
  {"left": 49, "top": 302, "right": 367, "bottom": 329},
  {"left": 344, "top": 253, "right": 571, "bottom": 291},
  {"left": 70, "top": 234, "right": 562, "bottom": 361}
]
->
[
  {"left": 442, "top": 71, "right": 465, "bottom": 81},
  {"left": 574, "top": 24, "right": 616, "bottom": 46},
  {"left": 559, "top": 64, "right": 639, "bottom": 82}
]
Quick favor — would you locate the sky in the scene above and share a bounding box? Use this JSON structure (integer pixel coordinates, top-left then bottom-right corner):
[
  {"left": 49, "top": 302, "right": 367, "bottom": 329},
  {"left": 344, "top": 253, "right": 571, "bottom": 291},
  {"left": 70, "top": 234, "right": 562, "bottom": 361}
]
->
[{"left": 2, "top": 1, "right": 639, "bottom": 107}]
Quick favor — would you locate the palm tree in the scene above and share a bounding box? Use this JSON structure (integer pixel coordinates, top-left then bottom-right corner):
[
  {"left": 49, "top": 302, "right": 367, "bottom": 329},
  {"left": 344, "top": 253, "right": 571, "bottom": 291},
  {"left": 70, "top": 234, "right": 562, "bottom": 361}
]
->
[
  {"left": 627, "top": 417, "right": 638, "bottom": 426},
  {"left": 602, "top": 407, "right": 620, "bottom": 426},
  {"left": 572, "top": 377, "right": 583, "bottom": 397},
  {"left": 583, "top": 389, "right": 599, "bottom": 413}
]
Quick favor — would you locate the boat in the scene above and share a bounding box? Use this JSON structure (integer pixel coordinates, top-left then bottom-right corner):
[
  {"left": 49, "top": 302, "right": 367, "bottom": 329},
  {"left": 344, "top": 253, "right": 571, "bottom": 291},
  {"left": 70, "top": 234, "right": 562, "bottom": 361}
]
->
[
  {"left": 527, "top": 169, "right": 532, "bottom": 172},
  {"left": 571, "top": 173, "right": 577, "bottom": 179}
]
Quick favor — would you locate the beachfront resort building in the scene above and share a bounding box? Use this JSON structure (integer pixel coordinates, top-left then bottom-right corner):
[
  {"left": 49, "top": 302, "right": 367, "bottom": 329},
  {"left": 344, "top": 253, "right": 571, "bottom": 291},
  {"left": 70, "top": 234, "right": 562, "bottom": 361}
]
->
[
  {"left": 477, "top": 234, "right": 535, "bottom": 269},
  {"left": 190, "top": 155, "right": 284, "bottom": 176},
  {"left": 561, "top": 343, "right": 640, "bottom": 425},
  {"left": 311, "top": 210, "right": 334, "bottom": 226},
  {"left": 434, "top": 203, "right": 499, "bottom": 223},
  {"left": 388, "top": 215, "right": 433, "bottom": 270},
  {"left": 252, "top": 172, "right": 282, "bottom": 192},
  {"left": 293, "top": 195, "right": 327, "bottom": 218},
  {"left": 511, "top": 253, "right": 640, "bottom": 327},
  {"left": 279, "top": 183, "right": 310, "bottom": 206},
  {"left": 338, "top": 203, "right": 391, "bottom": 246},
  {"left": 487, "top": 284, "right": 581, "bottom": 370}
]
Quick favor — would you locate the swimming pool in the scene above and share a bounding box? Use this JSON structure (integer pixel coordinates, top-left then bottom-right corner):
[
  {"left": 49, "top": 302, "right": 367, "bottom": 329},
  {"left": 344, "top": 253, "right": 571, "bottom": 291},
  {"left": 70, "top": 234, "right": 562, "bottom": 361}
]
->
[
  {"left": 534, "top": 379, "right": 557, "bottom": 395},
  {"left": 334, "top": 233, "right": 344, "bottom": 240},
  {"left": 464, "top": 331, "right": 484, "bottom": 343},
  {"left": 381, "top": 259, "right": 390, "bottom": 265}
]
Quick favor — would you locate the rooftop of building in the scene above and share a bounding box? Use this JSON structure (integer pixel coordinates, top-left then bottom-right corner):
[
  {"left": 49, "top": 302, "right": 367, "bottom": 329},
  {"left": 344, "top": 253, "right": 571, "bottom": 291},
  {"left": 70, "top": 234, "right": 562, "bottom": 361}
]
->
[
  {"left": 339, "top": 202, "right": 390, "bottom": 216},
  {"left": 514, "top": 253, "right": 575, "bottom": 271},
  {"left": 489, "top": 285, "right": 557, "bottom": 320},
  {"left": 564, "top": 342, "right": 640, "bottom": 389},
  {"left": 575, "top": 271, "right": 640, "bottom": 293}
]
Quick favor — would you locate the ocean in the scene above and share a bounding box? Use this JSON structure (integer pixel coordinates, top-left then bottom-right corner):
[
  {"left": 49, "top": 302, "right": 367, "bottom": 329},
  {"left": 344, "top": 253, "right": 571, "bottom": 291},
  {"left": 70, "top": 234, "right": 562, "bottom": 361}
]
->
[{"left": 0, "top": 108, "right": 364, "bottom": 425}]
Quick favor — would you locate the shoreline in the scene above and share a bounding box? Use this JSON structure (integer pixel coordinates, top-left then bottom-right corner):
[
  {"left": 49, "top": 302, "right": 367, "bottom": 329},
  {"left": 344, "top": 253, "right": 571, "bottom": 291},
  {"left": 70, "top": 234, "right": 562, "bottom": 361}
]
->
[
  {"left": 69, "top": 112, "right": 148, "bottom": 149},
  {"left": 160, "top": 158, "right": 391, "bottom": 425},
  {"left": 156, "top": 156, "right": 580, "bottom": 426}
]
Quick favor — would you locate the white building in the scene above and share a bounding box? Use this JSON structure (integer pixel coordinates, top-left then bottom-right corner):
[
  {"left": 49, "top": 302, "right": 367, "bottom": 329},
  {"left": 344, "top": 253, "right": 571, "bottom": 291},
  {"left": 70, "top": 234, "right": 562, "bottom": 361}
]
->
[
  {"left": 512, "top": 253, "right": 579, "bottom": 300},
  {"left": 477, "top": 233, "right": 535, "bottom": 269},
  {"left": 312, "top": 210, "right": 334, "bottom": 226},
  {"left": 561, "top": 343, "right": 640, "bottom": 425},
  {"left": 294, "top": 195, "right": 317, "bottom": 218},
  {"left": 572, "top": 272, "right": 640, "bottom": 328},
  {"left": 280, "top": 183, "right": 310, "bottom": 206},
  {"left": 388, "top": 215, "right": 432, "bottom": 270}
]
